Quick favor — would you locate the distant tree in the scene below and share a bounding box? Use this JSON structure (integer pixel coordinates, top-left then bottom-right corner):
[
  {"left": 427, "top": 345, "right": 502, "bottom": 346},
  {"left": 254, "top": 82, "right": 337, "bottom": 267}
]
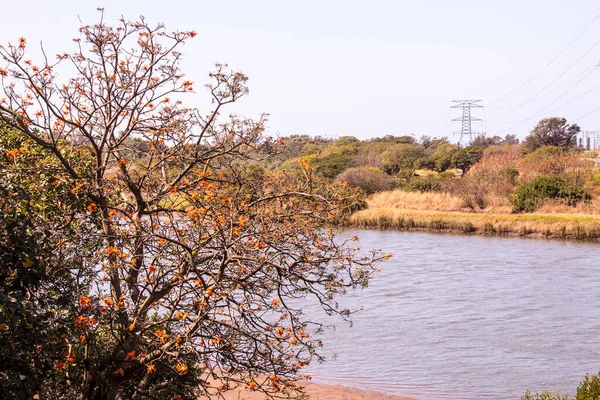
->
[
  {"left": 471, "top": 134, "right": 502, "bottom": 148},
  {"left": 524, "top": 117, "right": 580, "bottom": 152},
  {"left": 380, "top": 143, "right": 425, "bottom": 175},
  {"left": 353, "top": 141, "right": 389, "bottom": 168},
  {"left": 451, "top": 146, "right": 484, "bottom": 173},
  {"left": 419, "top": 135, "right": 432, "bottom": 149},
  {"left": 332, "top": 135, "right": 359, "bottom": 146},
  {"left": 374, "top": 135, "right": 416, "bottom": 144},
  {"left": 428, "top": 142, "right": 460, "bottom": 172},
  {"left": 501, "top": 134, "right": 519, "bottom": 145}
]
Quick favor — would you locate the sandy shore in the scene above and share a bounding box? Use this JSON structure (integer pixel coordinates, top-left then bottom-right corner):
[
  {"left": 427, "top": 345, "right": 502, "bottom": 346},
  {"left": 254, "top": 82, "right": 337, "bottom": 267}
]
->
[{"left": 220, "top": 381, "right": 416, "bottom": 400}]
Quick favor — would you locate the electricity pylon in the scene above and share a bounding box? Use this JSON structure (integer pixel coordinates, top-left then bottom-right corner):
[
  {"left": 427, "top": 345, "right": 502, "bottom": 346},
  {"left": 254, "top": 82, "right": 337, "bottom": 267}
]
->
[{"left": 450, "top": 100, "right": 483, "bottom": 145}]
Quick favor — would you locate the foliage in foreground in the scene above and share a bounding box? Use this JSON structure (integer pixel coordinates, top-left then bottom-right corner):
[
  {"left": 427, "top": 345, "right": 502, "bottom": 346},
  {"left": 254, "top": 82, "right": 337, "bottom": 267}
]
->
[
  {"left": 0, "top": 12, "right": 387, "bottom": 399},
  {"left": 521, "top": 371, "right": 600, "bottom": 400}
]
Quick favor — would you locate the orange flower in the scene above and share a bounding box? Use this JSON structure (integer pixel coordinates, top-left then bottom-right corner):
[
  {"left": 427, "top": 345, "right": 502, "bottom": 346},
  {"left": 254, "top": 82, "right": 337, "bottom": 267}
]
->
[
  {"left": 87, "top": 203, "right": 97, "bottom": 212},
  {"left": 103, "top": 297, "right": 114, "bottom": 307},
  {"left": 114, "top": 368, "right": 125, "bottom": 376},
  {"left": 182, "top": 80, "right": 193, "bottom": 88},
  {"left": 65, "top": 352, "right": 77, "bottom": 363},
  {"left": 148, "top": 265, "right": 157, "bottom": 274},
  {"left": 79, "top": 296, "right": 92, "bottom": 310},
  {"left": 118, "top": 158, "right": 128, "bottom": 166},
  {"left": 189, "top": 31, "right": 197, "bottom": 38},
  {"left": 246, "top": 381, "right": 258, "bottom": 391},
  {"left": 205, "top": 286, "right": 214, "bottom": 297},
  {"left": 105, "top": 246, "right": 119, "bottom": 256},
  {"left": 125, "top": 350, "right": 136, "bottom": 361},
  {"left": 155, "top": 329, "right": 168, "bottom": 343},
  {"left": 6, "top": 149, "right": 20, "bottom": 158},
  {"left": 147, "top": 364, "right": 156, "bottom": 374},
  {"left": 175, "top": 311, "right": 188, "bottom": 321},
  {"left": 175, "top": 362, "right": 188, "bottom": 375},
  {"left": 0, "top": 67, "right": 7, "bottom": 76},
  {"left": 298, "top": 331, "right": 310, "bottom": 339},
  {"left": 129, "top": 323, "right": 136, "bottom": 332},
  {"left": 275, "top": 326, "right": 284, "bottom": 337}
]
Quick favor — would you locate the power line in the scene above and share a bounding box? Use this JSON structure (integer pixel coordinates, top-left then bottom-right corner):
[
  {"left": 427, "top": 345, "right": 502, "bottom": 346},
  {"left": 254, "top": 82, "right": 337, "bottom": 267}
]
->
[
  {"left": 492, "top": 80, "right": 600, "bottom": 136},
  {"left": 487, "top": 9, "right": 600, "bottom": 106},
  {"left": 514, "top": 62, "right": 598, "bottom": 104},
  {"left": 488, "top": 37, "right": 600, "bottom": 122},
  {"left": 521, "top": 65, "right": 600, "bottom": 118},
  {"left": 572, "top": 105, "right": 600, "bottom": 123}
]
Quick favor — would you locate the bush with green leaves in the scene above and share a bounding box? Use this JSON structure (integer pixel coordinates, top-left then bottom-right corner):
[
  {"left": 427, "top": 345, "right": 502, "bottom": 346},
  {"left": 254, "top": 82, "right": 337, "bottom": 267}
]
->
[
  {"left": 576, "top": 372, "right": 600, "bottom": 400},
  {"left": 521, "top": 390, "right": 569, "bottom": 400},
  {"left": 510, "top": 175, "right": 591, "bottom": 213},
  {"left": 521, "top": 371, "right": 600, "bottom": 400}
]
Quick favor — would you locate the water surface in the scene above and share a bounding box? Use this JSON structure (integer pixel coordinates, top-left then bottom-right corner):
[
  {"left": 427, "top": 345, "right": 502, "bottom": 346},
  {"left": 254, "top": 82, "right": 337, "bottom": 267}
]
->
[{"left": 304, "top": 230, "right": 600, "bottom": 400}]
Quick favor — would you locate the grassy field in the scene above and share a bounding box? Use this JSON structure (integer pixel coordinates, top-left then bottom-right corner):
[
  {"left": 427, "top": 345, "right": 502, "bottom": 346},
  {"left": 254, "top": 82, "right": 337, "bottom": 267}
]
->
[{"left": 350, "top": 190, "right": 600, "bottom": 241}]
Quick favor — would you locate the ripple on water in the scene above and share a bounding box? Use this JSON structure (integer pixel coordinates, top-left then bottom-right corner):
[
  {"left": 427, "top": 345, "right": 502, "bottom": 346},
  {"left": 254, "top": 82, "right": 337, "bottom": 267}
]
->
[{"left": 305, "top": 230, "right": 600, "bottom": 400}]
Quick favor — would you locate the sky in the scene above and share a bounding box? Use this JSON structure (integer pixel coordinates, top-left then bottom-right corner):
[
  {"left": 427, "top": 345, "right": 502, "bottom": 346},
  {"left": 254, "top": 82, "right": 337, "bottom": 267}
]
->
[{"left": 2, "top": 0, "right": 600, "bottom": 141}]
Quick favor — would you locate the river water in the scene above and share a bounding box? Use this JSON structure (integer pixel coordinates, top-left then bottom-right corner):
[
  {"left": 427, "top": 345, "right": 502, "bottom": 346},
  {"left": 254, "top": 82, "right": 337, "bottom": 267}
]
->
[{"left": 304, "top": 230, "right": 600, "bottom": 400}]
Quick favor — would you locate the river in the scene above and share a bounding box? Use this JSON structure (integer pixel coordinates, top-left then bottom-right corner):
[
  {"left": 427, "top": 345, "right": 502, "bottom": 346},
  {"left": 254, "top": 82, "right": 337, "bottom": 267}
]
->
[{"left": 304, "top": 230, "right": 600, "bottom": 400}]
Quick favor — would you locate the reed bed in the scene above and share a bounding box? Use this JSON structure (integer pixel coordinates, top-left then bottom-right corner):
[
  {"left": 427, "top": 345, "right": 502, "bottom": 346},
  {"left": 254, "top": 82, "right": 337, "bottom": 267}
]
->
[{"left": 350, "top": 207, "right": 600, "bottom": 241}]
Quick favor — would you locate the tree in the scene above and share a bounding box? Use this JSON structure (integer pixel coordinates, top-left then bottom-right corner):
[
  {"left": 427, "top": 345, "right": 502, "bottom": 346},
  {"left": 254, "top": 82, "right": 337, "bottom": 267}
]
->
[
  {"left": 380, "top": 143, "right": 425, "bottom": 176},
  {"left": 0, "top": 124, "right": 90, "bottom": 398},
  {"left": 0, "top": 12, "right": 387, "bottom": 399},
  {"left": 524, "top": 117, "right": 580, "bottom": 152},
  {"left": 450, "top": 145, "right": 483, "bottom": 173}
]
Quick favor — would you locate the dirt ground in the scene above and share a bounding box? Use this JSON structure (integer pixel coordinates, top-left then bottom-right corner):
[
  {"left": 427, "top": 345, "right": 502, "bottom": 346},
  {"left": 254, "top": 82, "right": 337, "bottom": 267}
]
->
[{"left": 219, "top": 381, "right": 416, "bottom": 400}]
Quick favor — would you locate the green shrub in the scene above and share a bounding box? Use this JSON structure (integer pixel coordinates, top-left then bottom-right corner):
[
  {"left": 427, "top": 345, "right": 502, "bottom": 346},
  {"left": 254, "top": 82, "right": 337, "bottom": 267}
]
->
[
  {"left": 521, "top": 390, "right": 569, "bottom": 400},
  {"left": 576, "top": 372, "right": 600, "bottom": 400},
  {"left": 521, "top": 371, "right": 600, "bottom": 400},
  {"left": 403, "top": 179, "right": 441, "bottom": 192},
  {"left": 510, "top": 175, "right": 591, "bottom": 213}
]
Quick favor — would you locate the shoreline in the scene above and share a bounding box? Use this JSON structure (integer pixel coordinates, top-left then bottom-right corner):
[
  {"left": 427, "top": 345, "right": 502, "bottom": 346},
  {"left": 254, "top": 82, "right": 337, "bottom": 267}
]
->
[
  {"left": 349, "top": 207, "right": 600, "bottom": 241},
  {"left": 220, "top": 381, "right": 417, "bottom": 400}
]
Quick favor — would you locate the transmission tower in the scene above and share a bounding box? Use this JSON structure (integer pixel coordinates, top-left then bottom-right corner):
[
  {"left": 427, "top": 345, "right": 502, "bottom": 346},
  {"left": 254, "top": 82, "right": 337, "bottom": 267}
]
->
[{"left": 450, "top": 100, "right": 483, "bottom": 144}]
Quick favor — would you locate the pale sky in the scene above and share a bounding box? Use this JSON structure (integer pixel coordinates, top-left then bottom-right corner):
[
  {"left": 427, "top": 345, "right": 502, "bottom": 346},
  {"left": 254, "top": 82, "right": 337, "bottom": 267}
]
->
[{"left": 2, "top": 0, "right": 600, "bottom": 141}]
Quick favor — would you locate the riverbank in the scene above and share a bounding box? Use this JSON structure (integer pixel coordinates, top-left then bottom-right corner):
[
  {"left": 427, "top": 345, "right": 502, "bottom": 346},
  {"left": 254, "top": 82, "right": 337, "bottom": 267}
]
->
[
  {"left": 220, "top": 381, "right": 416, "bottom": 400},
  {"left": 349, "top": 207, "right": 600, "bottom": 240}
]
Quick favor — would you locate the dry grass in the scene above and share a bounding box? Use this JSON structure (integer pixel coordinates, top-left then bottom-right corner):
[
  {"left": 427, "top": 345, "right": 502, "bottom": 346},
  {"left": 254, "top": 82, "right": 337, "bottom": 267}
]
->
[
  {"left": 350, "top": 207, "right": 600, "bottom": 240},
  {"left": 535, "top": 197, "right": 600, "bottom": 215},
  {"left": 367, "top": 190, "right": 465, "bottom": 212},
  {"left": 355, "top": 188, "right": 600, "bottom": 240},
  {"left": 367, "top": 189, "right": 600, "bottom": 215}
]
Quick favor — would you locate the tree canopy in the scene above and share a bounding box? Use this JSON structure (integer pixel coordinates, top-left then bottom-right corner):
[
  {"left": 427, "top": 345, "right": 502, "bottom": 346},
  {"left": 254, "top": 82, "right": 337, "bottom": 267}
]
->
[
  {"left": 523, "top": 117, "right": 580, "bottom": 152},
  {"left": 0, "top": 12, "right": 387, "bottom": 399}
]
